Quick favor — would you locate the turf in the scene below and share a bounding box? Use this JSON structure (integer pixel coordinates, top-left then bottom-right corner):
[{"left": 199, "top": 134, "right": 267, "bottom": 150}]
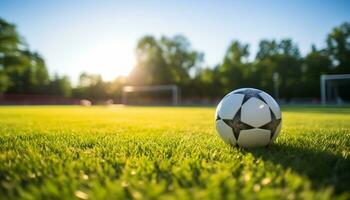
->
[{"left": 0, "top": 106, "right": 349, "bottom": 200}]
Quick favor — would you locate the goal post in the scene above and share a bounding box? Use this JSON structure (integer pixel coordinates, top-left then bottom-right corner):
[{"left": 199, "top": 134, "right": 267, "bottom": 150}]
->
[
  {"left": 320, "top": 74, "right": 350, "bottom": 105},
  {"left": 122, "top": 85, "right": 180, "bottom": 106}
]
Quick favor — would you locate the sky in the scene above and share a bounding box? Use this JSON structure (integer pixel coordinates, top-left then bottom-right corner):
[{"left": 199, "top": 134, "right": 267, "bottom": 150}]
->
[{"left": 0, "top": 0, "right": 349, "bottom": 82}]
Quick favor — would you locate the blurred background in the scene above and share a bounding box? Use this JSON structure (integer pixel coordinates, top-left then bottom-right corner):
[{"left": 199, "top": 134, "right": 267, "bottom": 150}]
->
[{"left": 0, "top": 0, "right": 349, "bottom": 105}]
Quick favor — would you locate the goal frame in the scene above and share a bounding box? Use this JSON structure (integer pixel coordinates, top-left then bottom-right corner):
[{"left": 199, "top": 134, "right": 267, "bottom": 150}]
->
[
  {"left": 122, "top": 85, "right": 179, "bottom": 106},
  {"left": 320, "top": 74, "right": 350, "bottom": 105}
]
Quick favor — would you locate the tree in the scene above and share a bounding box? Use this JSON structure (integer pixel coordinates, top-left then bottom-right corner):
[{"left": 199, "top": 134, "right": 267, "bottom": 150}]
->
[
  {"left": 160, "top": 35, "right": 203, "bottom": 86},
  {"left": 255, "top": 39, "right": 302, "bottom": 99},
  {"left": 218, "top": 40, "right": 251, "bottom": 94},
  {"left": 0, "top": 70, "right": 9, "bottom": 93},
  {"left": 105, "top": 76, "right": 126, "bottom": 100},
  {"left": 31, "top": 52, "right": 50, "bottom": 93},
  {"left": 3, "top": 50, "right": 50, "bottom": 94},
  {"left": 327, "top": 22, "right": 350, "bottom": 74},
  {"left": 48, "top": 74, "right": 71, "bottom": 97},
  {"left": 0, "top": 18, "right": 20, "bottom": 54},
  {"left": 302, "top": 45, "right": 332, "bottom": 97},
  {"left": 0, "top": 18, "right": 20, "bottom": 93},
  {"left": 0, "top": 17, "right": 50, "bottom": 94},
  {"left": 128, "top": 35, "right": 203, "bottom": 96},
  {"left": 128, "top": 36, "right": 170, "bottom": 85},
  {"left": 193, "top": 65, "right": 222, "bottom": 97},
  {"left": 72, "top": 72, "right": 109, "bottom": 100}
]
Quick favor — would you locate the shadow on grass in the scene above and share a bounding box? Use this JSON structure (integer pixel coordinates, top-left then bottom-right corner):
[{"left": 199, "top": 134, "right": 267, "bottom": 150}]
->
[{"left": 245, "top": 144, "right": 350, "bottom": 194}]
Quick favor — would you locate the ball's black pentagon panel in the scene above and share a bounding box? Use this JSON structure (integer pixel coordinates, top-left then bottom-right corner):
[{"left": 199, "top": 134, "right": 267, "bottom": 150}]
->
[
  {"left": 233, "top": 88, "right": 267, "bottom": 104},
  {"left": 223, "top": 108, "right": 254, "bottom": 140},
  {"left": 260, "top": 109, "right": 282, "bottom": 139}
]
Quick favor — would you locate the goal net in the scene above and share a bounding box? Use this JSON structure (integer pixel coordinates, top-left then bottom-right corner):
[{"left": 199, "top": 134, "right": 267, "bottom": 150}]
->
[
  {"left": 320, "top": 74, "right": 350, "bottom": 105},
  {"left": 122, "top": 85, "right": 179, "bottom": 106}
]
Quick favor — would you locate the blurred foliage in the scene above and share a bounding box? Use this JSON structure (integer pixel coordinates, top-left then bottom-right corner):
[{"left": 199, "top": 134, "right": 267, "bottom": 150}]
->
[
  {"left": 128, "top": 35, "right": 203, "bottom": 96},
  {"left": 72, "top": 72, "right": 125, "bottom": 100},
  {"left": 0, "top": 18, "right": 70, "bottom": 97},
  {"left": 327, "top": 22, "right": 350, "bottom": 74},
  {"left": 126, "top": 23, "right": 350, "bottom": 100},
  {"left": 1, "top": 17, "right": 350, "bottom": 100},
  {"left": 47, "top": 74, "right": 72, "bottom": 97}
]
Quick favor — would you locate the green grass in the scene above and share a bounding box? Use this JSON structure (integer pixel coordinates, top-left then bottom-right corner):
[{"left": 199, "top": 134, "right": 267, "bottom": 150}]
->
[{"left": 0, "top": 106, "right": 349, "bottom": 200}]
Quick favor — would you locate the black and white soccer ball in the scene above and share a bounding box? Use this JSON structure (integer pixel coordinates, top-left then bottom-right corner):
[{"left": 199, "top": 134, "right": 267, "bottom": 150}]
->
[{"left": 215, "top": 88, "right": 282, "bottom": 148}]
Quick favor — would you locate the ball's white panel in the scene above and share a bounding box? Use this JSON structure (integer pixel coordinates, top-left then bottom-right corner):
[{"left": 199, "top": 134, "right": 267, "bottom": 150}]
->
[
  {"left": 237, "top": 128, "right": 271, "bottom": 148},
  {"left": 241, "top": 97, "right": 271, "bottom": 127},
  {"left": 258, "top": 92, "right": 281, "bottom": 119},
  {"left": 218, "top": 94, "right": 244, "bottom": 119},
  {"left": 215, "top": 119, "right": 236, "bottom": 145},
  {"left": 215, "top": 100, "right": 222, "bottom": 119},
  {"left": 270, "top": 122, "right": 282, "bottom": 143}
]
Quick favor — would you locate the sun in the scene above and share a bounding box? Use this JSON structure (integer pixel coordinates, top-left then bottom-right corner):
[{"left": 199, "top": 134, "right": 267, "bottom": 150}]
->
[{"left": 74, "top": 39, "right": 135, "bottom": 81}]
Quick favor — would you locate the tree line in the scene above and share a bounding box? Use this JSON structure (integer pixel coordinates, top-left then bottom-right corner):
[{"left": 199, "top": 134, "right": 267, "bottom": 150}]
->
[{"left": 0, "top": 17, "right": 349, "bottom": 101}]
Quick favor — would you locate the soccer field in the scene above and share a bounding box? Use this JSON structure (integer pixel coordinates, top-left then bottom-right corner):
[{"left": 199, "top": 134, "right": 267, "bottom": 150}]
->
[{"left": 0, "top": 106, "right": 349, "bottom": 199}]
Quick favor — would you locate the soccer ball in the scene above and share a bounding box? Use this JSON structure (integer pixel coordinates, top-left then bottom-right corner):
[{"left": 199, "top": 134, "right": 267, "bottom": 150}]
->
[{"left": 215, "top": 88, "right": 282, "bottom": 148}]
